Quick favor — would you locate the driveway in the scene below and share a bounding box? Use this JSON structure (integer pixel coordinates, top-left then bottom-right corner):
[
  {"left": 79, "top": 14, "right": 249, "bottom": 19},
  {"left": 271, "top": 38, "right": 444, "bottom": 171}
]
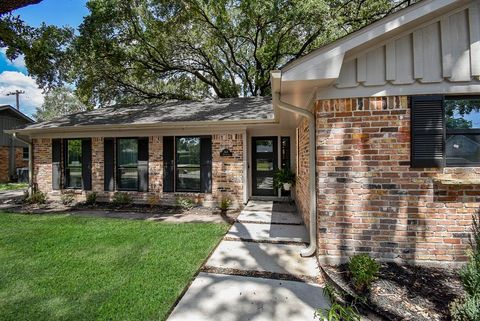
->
[{"left": 167, "top": 200, "right": 329, "bottom": 321}]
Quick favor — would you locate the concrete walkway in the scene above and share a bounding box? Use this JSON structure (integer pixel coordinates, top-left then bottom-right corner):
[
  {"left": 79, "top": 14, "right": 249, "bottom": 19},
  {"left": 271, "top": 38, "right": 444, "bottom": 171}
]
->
[{"left": 167, "top": 200, "right": 329, "bottom": 321}]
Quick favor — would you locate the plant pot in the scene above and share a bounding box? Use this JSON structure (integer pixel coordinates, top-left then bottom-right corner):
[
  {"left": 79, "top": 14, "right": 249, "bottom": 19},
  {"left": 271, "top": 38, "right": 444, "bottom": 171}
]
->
[{"left": 283, "top": 183, "right": 291, "bottom": 191}]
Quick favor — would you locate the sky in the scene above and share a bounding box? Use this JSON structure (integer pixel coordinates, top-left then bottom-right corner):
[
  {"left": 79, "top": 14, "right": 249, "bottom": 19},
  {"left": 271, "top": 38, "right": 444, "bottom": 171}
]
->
[{"left": 0, "top": 0, "right": 88, "bottom": 118}]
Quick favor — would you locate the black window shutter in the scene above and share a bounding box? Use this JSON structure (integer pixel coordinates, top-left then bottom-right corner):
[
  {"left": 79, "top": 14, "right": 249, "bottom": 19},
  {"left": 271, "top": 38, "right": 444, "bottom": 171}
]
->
[
  {"left": 138, "top": 137, "right": 149, "bottom": 192},
  {"left": 411, "top": 95, "right": 445, "bottom": 167},
  {"left": 200, "top": 137, "right": 212, "bottom": 193},
  {"left": 104, "top": 138, "right": 115, "bottom": 191},
  {"left": 163, "top": 136, "right": 174, "bottom": 192},
  {"left": 81, "top": 139, "right": 92, "bottom": 190},
  {"left": 52, "top": 139, "right": 62, "bottom": 190}
]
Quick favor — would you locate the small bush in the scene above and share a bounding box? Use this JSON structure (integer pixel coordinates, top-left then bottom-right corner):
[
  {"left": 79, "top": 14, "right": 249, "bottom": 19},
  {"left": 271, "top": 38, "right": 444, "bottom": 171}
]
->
[
  {"left": 219, "top": 197, "right": 232, "bottom": 212},
  {"left": 450, "top": 214, "right": 480, "bottom": 321},
  {"left": 175, "top": 197, "right": 196, "bottom": 209},
  {"left": 147, "top": 195, "right": 160, "bottom": 208},
  {"left": 112, "top": 192, "right": 133, "bottom": 206},
  {"left": 85, "top": 192, "right": 97, "bottom": 205},
  {"left": 315, "top": 284, "right": 361, "bottom": 321},
  {"left": 61, "top": 193, "right": 75, "bottom": 206},
  {"left": 348, "top": 254, "right": 380, "bottom": 292},
  {"left": 24, "top": 191, "right": 47, "bottom": 204}
]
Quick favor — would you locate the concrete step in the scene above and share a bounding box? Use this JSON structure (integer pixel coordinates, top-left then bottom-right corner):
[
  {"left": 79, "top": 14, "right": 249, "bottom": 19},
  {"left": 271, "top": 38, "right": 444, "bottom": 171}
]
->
[
  {"left": 237, "top": 210, "right": 303, "bottom": 225},
  {"left": 205, "top": 240, "right": 319, "bottom": 278},
  {"left": 167, "top": 272, "right": 328, "bottom": 321},
  {"left": 225, "top": 222, "right": 308, "bottom": 244},
  {"left": 243, "top": 200, "right": 273, "bottom": 212}
]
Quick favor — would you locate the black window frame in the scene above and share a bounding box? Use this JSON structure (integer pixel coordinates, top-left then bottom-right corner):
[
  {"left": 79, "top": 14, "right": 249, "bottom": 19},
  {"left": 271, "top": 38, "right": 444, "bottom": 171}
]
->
[
  {"left": 22, "top": 147, "right": 29, "bottom": 161},
  {"left": 64, "top": 138, "right": 83, "bottom": 189},
  {"left": 445, "top": 95, "right": 480, "bottom": 167},
  {"left": 116, "top": 137, "right": 140, "bottom": 191},
  {"left": 175, "top": 136, "right": 202, "bottom": 193}
]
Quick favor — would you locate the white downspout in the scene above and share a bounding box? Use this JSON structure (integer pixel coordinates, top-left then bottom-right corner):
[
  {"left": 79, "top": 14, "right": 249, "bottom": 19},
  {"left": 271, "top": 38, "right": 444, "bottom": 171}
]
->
[
  {"left": 12, "top": 133, "right": 33, "bottom": 196},
  {"left": 274, "top": 90, "right": 317, "bottom": 257}
]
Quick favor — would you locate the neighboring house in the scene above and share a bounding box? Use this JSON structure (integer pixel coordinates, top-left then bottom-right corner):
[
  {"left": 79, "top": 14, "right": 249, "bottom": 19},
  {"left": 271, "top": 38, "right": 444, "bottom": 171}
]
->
[
  {"left": 0, "top": 105, "right": 34, "bottom": 183},
  {"left": 7, "top": 0, "right": 480, "bottom": 267}
]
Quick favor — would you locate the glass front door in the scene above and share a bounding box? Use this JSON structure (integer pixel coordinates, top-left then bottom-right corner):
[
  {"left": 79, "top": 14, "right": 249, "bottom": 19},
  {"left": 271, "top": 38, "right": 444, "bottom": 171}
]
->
[{"left": 252, "top": 137, "right": 278, "bottom": 196}]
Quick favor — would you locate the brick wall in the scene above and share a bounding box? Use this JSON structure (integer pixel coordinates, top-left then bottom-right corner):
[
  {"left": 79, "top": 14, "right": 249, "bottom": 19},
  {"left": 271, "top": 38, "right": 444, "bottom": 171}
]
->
[
  {"left": 32, "top": 134, "right": 244, "bottom": 208},
  {"left": 295, "top": 96, "right": 476, "bottom": 266},
  {"left": 0, "top": 147, "right": 9, "bottom": 182},
  {"left": 15, "top": 147, "right": 28, "bottom": 169},
  {"left": 295, "top": 121, "right": 310, "bottom": 227}
]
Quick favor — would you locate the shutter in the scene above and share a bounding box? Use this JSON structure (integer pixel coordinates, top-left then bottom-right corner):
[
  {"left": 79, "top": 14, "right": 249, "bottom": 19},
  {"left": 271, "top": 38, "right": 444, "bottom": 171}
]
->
[
  {"left": 81, "top": 139, "right": 92, "bottom": 190},
  {"left": 138, "top": 137, "right": 149, "bottom": 192},
  {"left": 104, "top": 138, "right": 115, "bottom": 191},
  {"left": 200, "top": 136, "right": 212, "bottom": 193},
  {"left": 163, "top": 136, "right": 174, "bottom": 192},
  {"left": 411, "top": 95, "right": 445, "bottom": 167},
  {"left": 52, "top": 139, "right": 62, "bottom": 190}
]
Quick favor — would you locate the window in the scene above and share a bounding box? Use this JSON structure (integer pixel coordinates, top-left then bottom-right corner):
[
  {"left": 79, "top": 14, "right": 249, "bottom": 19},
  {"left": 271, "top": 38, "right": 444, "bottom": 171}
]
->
[
  {"left": 176, "top": 137, "right": 201, "bottom": 192},
  {"left": 22, "top": 147, "right": 29, "bottom": 160},
  {"left": 117, "top": 138, "right": 138, "bottom": 190},
  {"left": 65, "top": 139, "right": 82, "bottom": 188},
  {"left": 445, "top": 97, "right": 480, "bottom": 166}
]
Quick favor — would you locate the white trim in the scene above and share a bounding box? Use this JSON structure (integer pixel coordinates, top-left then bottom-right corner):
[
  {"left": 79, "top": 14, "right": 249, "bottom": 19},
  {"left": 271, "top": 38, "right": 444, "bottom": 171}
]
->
[{"left": 242, "top": 129, "right": 248, "bottom": 204}]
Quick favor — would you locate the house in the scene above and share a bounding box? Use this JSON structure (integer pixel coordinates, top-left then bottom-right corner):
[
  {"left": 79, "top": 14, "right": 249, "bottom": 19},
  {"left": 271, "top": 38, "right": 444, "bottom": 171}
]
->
[
  {"left": 7, "top": 0, "right": 480, "bottom": 267},
  {"left": 0, "top": 105, "right": 34, "bottom": 182}
]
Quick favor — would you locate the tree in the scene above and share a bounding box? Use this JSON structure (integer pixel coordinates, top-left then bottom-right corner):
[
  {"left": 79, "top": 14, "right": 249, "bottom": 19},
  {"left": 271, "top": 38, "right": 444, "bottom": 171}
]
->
[
  {"left": 68, "top": 0, "right": 415, "bottom": 106},
  {"left": 0, "top": 0, "right": 42, "bottom": 15},
  {"left": 33, "top": 87, "right": 88, "bottom": 121}
]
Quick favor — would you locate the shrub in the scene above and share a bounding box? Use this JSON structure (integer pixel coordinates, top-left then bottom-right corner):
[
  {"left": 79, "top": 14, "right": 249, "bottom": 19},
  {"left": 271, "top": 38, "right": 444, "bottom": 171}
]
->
[
  {"left": 348, "top": 254, "right": 380, "bottom": 292},
  {"left": 24, "top": 191, "right": 47, "bottom": 204},
  {"left": 85, "top": 192, "right": 97, "bottom": 205},
  {"left": 175, "top": 197, "right": 196, "bottom": 209},
  {"left": 61, "top": 193, "right": 75, "bottom": 206},
  {"left": 112, "top": 192, "right": 133, "bottom": 206},
  {"left": 147, "top": 195, "right": 160, "bottom": 208},
  {"left": 450, "top": 214, "right": 480, "bottom": 321},
  {"left": 219, "top": 197, "right": 232, "bottom": 212}
]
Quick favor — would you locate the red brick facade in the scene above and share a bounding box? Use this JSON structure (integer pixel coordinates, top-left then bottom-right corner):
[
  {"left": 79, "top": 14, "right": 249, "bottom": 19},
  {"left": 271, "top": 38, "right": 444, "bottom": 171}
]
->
[
  {"left": 32, "top": 134, "right": 245, "bottom": 208},
  {"left": 296, "top": 96, "right": 476, "bottom": 266},
  {"left": 0, "top": 146, "right": 29, "bottom": 183}
]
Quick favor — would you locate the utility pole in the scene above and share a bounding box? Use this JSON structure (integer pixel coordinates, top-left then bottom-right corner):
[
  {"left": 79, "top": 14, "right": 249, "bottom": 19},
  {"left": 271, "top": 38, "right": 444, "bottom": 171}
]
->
[{"left": 6, "top": 90, "right": 25, "bottom": 110}]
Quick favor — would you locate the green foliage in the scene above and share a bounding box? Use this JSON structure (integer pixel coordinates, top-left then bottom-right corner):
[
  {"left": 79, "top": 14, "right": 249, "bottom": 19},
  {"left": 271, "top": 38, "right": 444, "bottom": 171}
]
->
[
  {"left": 0, "top": 183, "right": 28, "bottom": 191},
  {"left": 175, "top": 197, "right": 196, "bottom": 209},
  {"left": 273, "top": 168, "right": 296, "bottom": 189},
  {"left": 219, "top": 197, "right": 232, "bottom": 212},
  {"left": 450, "top": 214, "right": 480, "bottom": 321},
  {"left": 33, "top": 87, "right": 88, "bottom": 121},
  {"left": 348, "top": 254, "right": 380, "bottom": 292},
  {"left": 111, "top": 192, "right": 133, "bottom": 206},
  {"left": 24, "top": 191, "right": 47, "bottom": 204},
  {"left": 60, "top": 193, "right": 75, "bottom": 206},
  {"left": 147, "top": 194, "right": 160, "bottom": 208},
  {"left": 315, "top": 283, "right": 361, "bottom": 321},
  {"left": 85, "top": 192, "right": 97, "bottom": 205}
]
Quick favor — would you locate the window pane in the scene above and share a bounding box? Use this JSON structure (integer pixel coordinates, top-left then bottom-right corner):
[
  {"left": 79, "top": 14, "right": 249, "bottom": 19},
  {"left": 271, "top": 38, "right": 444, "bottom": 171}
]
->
[
  {"left": 256, "top": 159, "right": 274, "bottom": 171},
  {"left": 177, "top": 168, "right": 200, "bottom": 191},
  {"left": 256, "top": 140, "right": 273, "bottom": 153},
  {"left": 446, "top": 134, "right": 480, "bottom": 165},
  {"left": 118, "top": 139, "right": 138, "bottom": 167},
  {"left": 176, "top": 137, "right": 200, "bottom": 166},
  {"left": 446, "top": 98, "right": 480, "bottom": 129},
  {"left": 118, "top": 167, "right": 138, "bottom": 190},
  {"left": 256, "top": 177, "right": 273, "bottom": 190},
  {"left": 66, "top": 140, "right": 82, "bottom": 188},
  {"left": 22, "top": 147, "right": 29, "bottom": 160}
]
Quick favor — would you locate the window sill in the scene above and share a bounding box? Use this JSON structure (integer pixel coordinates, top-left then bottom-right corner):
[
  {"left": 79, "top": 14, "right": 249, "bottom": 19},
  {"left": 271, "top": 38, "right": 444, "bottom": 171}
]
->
[{"left": 433, "top": 176, "right": 480, "bottom": 185}]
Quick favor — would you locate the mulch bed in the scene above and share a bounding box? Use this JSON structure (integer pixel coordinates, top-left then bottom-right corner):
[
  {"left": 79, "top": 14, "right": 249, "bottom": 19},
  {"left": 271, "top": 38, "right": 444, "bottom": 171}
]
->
[{"left": 323, "top": 262, "right": 465, "bottom": 321}]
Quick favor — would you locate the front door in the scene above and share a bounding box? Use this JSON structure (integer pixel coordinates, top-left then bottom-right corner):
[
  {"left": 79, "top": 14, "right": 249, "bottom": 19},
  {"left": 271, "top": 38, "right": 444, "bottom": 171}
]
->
[{"left": 252, "top": 137, "right": 278, "bottom": 196}]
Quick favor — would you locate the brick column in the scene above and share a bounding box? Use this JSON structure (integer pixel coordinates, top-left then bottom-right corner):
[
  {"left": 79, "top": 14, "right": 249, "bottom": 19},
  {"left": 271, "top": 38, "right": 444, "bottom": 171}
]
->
[
  {"left": 33, "top": 138, "right": 52, "bottom": 193},
  {"left": 149, "top": 136, "right": 163, "bottom": 194},
  {"left": 92, "top": 137, "right": 104, "bottom": 193}
]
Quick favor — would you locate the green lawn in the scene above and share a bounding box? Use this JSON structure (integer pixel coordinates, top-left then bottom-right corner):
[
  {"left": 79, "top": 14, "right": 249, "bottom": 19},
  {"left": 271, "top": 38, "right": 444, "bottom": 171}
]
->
[
  {"left": 0, "top": 183, "right": 28, "bottom": 191},
  {"left": 0, "top": 213, "right": 229, "bottom": 321}
]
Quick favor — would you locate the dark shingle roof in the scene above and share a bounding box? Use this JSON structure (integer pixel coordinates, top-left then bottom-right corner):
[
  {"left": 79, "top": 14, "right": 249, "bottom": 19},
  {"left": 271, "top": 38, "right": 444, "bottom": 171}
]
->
[{"left": 22, "top": 97, "right": 273, "bottom": 131}]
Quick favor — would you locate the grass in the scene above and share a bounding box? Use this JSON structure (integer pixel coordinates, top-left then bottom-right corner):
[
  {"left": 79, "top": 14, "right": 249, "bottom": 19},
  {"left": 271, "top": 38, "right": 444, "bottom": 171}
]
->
[
  {"left": 0, "top": 183, "right": 28, "bottom": 191},
  {"left": 0, "top": 212, "right": 229, "bottom": 321}
]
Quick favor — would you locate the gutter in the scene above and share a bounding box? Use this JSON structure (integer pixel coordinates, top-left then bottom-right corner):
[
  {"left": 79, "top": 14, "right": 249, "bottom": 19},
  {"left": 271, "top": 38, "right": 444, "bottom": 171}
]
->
[
  {"left": 12, "top": 133, "right": 33, "bottom": 196},
  {"left": 273, "top": 90, "right": 317, "bottom": 257}
]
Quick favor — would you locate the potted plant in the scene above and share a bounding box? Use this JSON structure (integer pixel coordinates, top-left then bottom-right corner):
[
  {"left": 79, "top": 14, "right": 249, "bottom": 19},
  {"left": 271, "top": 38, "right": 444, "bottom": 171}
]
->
[{"left": 274, "top": 168, "right": 296, "bottom": 191}]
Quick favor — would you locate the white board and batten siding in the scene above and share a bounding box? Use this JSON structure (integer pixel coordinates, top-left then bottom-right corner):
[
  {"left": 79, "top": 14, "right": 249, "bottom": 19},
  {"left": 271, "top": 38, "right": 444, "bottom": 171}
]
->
[{"left": 325, "top": 1, "right": 480, "bottom": 99}]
